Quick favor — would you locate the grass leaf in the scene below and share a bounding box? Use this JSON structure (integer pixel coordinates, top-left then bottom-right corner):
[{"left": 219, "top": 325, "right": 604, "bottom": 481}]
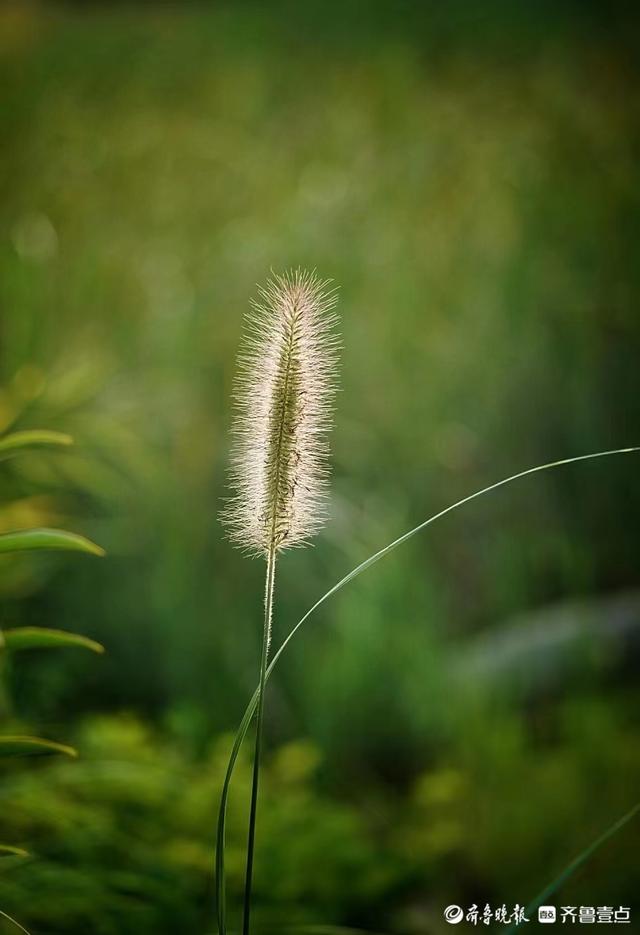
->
[
  {"left": 0, "top": 845, "right": 30, "bottom": 858},
  {"left": 0, "top": 430, "right": 73, "bottom": 461},
  {"left": 0, "top": 528, "right": 105, "bottom": 557},
  {"left": 0, "top": 736, "right": 78, "bottom": 758},
  {"left": 215, "top": 446, "right": 639, "bottom": 934},
  {"left": 0, "top": 626, "right": 104, "bottom": 654},
  {"left": 504, "top": 802, "right": 639, "bottom": 933}
]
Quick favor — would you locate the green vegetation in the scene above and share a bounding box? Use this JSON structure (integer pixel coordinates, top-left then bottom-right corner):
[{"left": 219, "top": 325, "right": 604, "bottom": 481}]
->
[
  {"left": 0, "top": 2, "right": 638, "bottom": 932},
  {"left": 0, "top": 435, "right": 101, "bottom": 935},
  {"left": 1, "top": 700, "right": 638, "bottom": 935},
  {"left": 0, "top": 419, "right": 103, "bottom": 925}
]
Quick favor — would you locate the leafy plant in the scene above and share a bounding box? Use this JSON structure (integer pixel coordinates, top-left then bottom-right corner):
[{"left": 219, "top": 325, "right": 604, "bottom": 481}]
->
[
  {"left": 0, "top": 424, "right": 104, "bottom": 867},
  {"left": 0, "top": 684, "right": 636, "bottom": 933}
]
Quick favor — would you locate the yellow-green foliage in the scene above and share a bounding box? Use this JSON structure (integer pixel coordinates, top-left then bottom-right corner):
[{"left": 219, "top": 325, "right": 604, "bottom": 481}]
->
[{"left": 0, "top": 701, "right": 637, "bottom": 935}]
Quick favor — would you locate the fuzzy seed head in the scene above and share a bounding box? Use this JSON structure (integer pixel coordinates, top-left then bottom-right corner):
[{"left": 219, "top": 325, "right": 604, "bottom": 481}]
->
[{"left": 222, "top": 270, "right": 339, "bottom": 556}]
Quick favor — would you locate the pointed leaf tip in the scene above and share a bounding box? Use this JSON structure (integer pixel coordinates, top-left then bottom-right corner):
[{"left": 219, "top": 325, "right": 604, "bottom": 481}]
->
[
  {"left": 1, "top": 627, "right": 105, "bottom": 654},
  {"left": 0, "top": 845, "right": 30, "bottom": 858},
  {"left": 0, "top": 430, "right": 73, "bottom": 460},
  {"left": 0, "top": 528, "right": 105, "bottom": 557},
  {"left": 0, "top": 736, "right": 78, "bottom": 758}
]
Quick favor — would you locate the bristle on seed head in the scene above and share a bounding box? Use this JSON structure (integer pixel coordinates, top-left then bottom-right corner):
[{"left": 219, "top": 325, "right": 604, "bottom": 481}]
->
[{"left": 222, "top": 270, "right": 339, "bottom": 556}]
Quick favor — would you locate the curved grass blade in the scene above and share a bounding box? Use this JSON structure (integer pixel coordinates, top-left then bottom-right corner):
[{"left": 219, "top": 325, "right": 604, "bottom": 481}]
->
[
  {"left": 0, "top": 910, "right": 32, "bottom": 935},
  {"left": 0, "top": 845, "right": 29, "bottom": 858},
  {"left": 0, "top": 529, "right": 105, "bottom": 557},
  {"left": 215, "top": 447, "right": 639, "bottom": 934},
  {"left": 0, "top": 736, "right": 77, "bottom": 758},
  {"left": 0, "top": 430, "right": 72, "bottom": 461},
  {"left": 504, "top": 802, "right": 639, "bottom": 933},
  {"left": 0, "top": 627, "right": 104, "bottom": 654}
]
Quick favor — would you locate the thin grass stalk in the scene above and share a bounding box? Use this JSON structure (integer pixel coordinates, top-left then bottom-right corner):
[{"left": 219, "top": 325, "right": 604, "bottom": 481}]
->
[
  {"left": 242, "top": 546, "right": 276, "bottom": 935},
  {"left": 215, "top": 446, "right": 639, "bottom": 934},
  {"left": 0, "top": 910, "right": 32, "bottom": 935}
]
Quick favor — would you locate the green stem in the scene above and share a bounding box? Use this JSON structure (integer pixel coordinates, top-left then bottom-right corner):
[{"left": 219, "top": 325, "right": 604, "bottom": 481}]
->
[{"left": 242, "top": 545, "right": 276, "bottom": 935}]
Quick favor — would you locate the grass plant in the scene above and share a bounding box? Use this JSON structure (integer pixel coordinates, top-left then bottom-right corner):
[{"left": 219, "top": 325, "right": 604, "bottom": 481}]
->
[{"left": 220, "top": 271, "right": 339, "bottom": 934}]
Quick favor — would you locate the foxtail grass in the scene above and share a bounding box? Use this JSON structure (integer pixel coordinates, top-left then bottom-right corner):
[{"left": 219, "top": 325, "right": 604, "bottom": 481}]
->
[{"left": 220, "top": 270, "right": 339, "bottom": 934}]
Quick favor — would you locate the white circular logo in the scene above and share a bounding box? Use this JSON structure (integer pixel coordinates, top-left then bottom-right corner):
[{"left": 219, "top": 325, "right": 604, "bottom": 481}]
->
[{"left": 444, "top": 905, "right": 464, "bottom": 924}]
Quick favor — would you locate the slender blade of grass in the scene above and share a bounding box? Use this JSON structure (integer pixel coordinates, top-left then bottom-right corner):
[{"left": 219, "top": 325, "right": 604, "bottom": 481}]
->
[
  {"left": 503, "top": 802, "right": 639, "bottom": 933},
  {"left": 0, "top": 627, "right": 104, "bottom": 654},
  {"left": 0, "top": 845, "right": 29, "bottom": 858},
  {"left": 0, "top": 430, "right": 72, "bottom": 461},
  {"left": 0, "top": 528, "right": 105, "bottom": 557},
  {"left": 214, "top": 447, "right": 639, "bottom": 934},
  {"left": 0, "top": 736, "right": 77, "bottom": 758}
]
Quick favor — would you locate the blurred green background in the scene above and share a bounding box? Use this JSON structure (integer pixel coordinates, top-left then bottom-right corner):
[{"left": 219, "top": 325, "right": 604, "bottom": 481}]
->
[{"left": 0, "top": 1, "right": 639, "bottom": 932}]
